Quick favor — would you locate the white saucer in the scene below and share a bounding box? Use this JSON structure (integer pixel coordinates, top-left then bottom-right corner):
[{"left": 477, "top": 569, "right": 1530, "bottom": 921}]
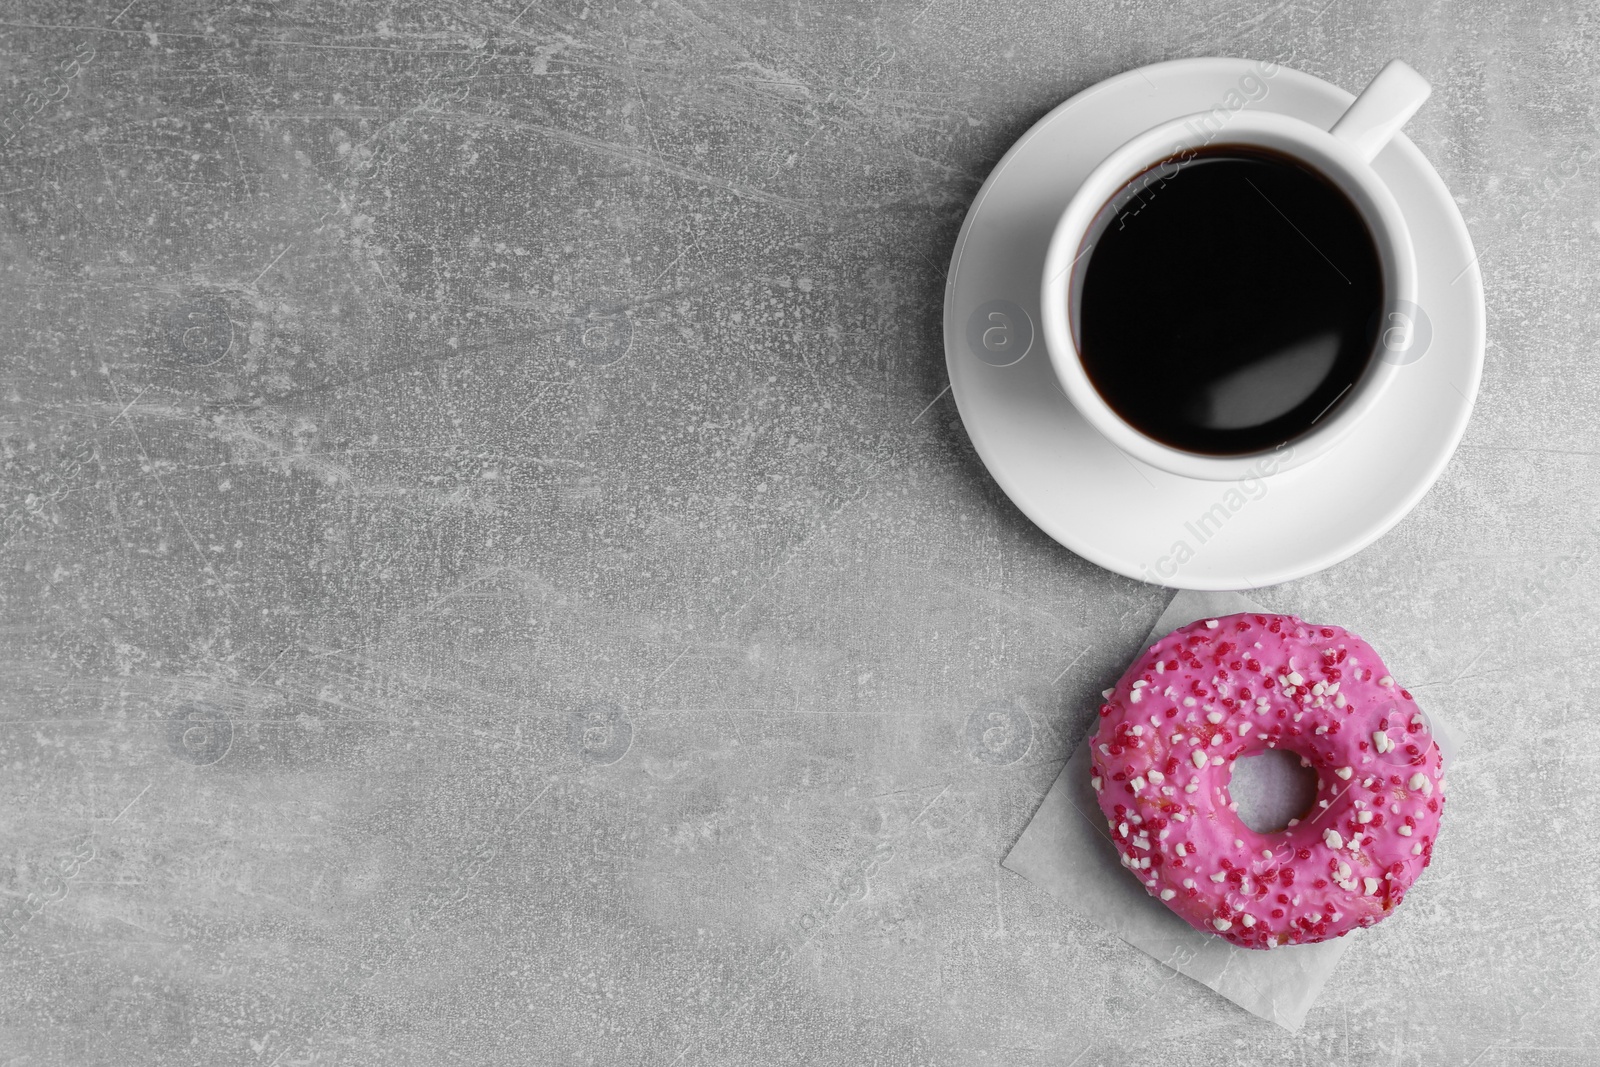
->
[{"left": 943, "top": 58, "right": 1484, "bottom": 590}]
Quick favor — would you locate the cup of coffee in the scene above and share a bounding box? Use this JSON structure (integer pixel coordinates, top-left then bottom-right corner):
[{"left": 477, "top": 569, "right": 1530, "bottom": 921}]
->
[{"left": 1040, "top": 60, "right": 1432, "bottom": 481}]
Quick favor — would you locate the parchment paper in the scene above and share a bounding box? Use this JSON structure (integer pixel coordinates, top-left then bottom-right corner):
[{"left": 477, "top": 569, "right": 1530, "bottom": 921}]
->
[{"left": 1002, "top": 589, "right": 1458, "bottom": 1031}]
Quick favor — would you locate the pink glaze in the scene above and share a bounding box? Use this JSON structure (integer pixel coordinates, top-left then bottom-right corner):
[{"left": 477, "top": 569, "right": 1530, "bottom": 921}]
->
[{"left": 1090, "top": 612, "right": 1445, "bottom": 949}]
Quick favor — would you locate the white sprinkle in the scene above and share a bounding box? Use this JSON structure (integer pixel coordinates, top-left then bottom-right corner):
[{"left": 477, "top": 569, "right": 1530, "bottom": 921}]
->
[
  {"left": 1091, "top": 776, "right": 1103, "bottom": 792},
  {"left": 1193, "top": 751, "right": 1209, "bottom": 769},
  {"left": 1286, "top": 819, "right": 1299, "bottom": 828},
  {"left": 1131, "top": 725, "right": 1144, "bottom": 736},
  {"left": 1261, "top": 849, "right": 1272, "bottom": 859},
  {"left": 1363, "top": 877, "right": 1380, "bottom": 896},
  {"left": 1335, "top": 693, "right": 1347, "bottom": 708},
  {"left": 1357, "top": 811, "right": 1373, "bottom": 824},
  {"left": 1129, "top": 776, "right": 1147, "bottom": 792},
  {"left": 1209, "top": 735, "right": 1224, "bottom": 748},
  {"left": 1335, "top": 767, "right": 1353, "bottom": 780},
  {"left": 1102, "top": 688, "right": 1114, "bottom": 699},
  {"left": 1162, "top": 786, "right": 1175, "bottom": 796},
  {"left": 1148, "top": 770, "right": 1165, "bottom": 784},
  {"left": 1188, "top": 737, "right": 1201, "bottom": 746},
  {"left": 1118, "top": 821, "right": 1129, "bottom": 838},
  {"left": 1379, "top": 675, "right": 1394, "bottom": 687},
  {"left": 1212, "top": 917, "right": 1231, "bottom": 930},
  {"left": 1155, "top": 661, "right": 1166, "bottom": 674},
  {"left": 1408, "top": 773, "right": 1427, "bottom": 790},
  {"left": 1172, "top": 813, "right": 1187, "bottom": 822},
  {"left": 1312, "top": 682, "right": 1326, "bottom": 695},
  {"left": 1099, "top": 744, "right": 1111, "bottom": 756},
  {"left": 1327, "top": 682, "right": 1340, "bottom": 695},
  {"left": 1170, "top": 734, "right": 1185, "bottom": 744},
  {"left": 1184, "top": 783, "right": 1199, "bottom": 794},
  {"left": 1140, "top": 857, "right": 1151, "bottom": 869},
  {"left": 1241, "top": 914, "right": 1256, "bottom": 927},
  {"left": 1323, "top": 829, "right": 1344, "bottom": 850},
  {"left": 1209, "top": 871, "right": 1228, "bottom": 883},
  {"left": 1130, "top": 689, "right": 1143, "bottom": 703},
  {"left": 1288, "top": 671, "right": 1305, "bottom": 686},
  {"left": 1419, "top": 777, "right": 1433, "bottom": 795},
  {"left": 1337, "top": 862, "right": 1351, "bottom": 880},
  {"left": 1258, "top": 733, "right": 1269, "bottom": 740},
  {"left": 1211, "top": 756, "right": 1224, "bottom": 766},
  {"left": 1315, "top": 725, "right": 1328, "bottom": 735},
  {"left": 1398, "top": 825, "right": 1412, "bottom": 836},
  {"left": 1160, "top": 888, "right": 1177, "bottom": 900},
  {"left": 1293, "top": 712, "right": 1304, "bottom": 722},
  {"left": 1133, "top": 679, "right": 1148, "bottom": 688},
  {"left": 1373, "top": 731, "right": 1392, "bottom": 754},
  {"left": 1183, "top": 697, "right": 1197, "bottom": 707},
  {"left": 1205, "top": 619, "right": 1218, "bottom": 629},
  {"left": 1206, "top": 710, "right": 1224, "bottom": 724},
  {"left": 1183, "top": 878, "right": 1196, "bottom": 889},
  {"left": 1175, "top": 843, "right": 1187, "bottom": 857},
  {"left": 1412, "top": 843, "right": 1423, "bottom": 855},
  {"left": 1233, "top": 838, "right": 1244, "bottom": 849}
]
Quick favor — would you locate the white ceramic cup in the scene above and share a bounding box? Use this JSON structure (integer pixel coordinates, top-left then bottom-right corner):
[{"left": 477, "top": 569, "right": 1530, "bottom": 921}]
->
[{"left": 1040, "top": 60, "right": 1432, "bottom": 481}]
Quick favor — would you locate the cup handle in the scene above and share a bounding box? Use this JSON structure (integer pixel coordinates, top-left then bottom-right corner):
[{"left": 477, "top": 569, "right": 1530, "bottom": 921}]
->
[{"left": 1329, "top": 59, "right": 1432, "bottom": 163}]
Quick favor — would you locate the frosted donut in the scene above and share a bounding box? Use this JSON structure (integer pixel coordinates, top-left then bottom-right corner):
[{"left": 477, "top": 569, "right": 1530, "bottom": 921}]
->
[{"left": 1090, "top": 612, "right": 1445, "bottom": 949}]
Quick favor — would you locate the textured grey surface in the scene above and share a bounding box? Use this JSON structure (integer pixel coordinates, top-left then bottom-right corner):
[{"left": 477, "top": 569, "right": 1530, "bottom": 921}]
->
[{"left": 1, "top": 0, "right": 1597, "bottom": 1064}]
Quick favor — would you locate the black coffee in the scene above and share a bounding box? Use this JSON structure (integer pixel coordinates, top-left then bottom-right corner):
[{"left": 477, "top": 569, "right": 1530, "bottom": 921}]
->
[{"left": 1073, "top": 145, "right": 1383, "bottom": 455}]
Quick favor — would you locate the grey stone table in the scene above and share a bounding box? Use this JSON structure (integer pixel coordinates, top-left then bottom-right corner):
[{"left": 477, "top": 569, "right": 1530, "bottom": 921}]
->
[{"left": 2, "top": 0, "right": 1596, "bottom": 1063}]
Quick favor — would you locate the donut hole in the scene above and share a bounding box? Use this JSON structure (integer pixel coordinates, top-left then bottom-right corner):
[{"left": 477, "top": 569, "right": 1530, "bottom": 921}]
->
[{"left": 1230, "top": 750, "right": 1320, "bottom": 833}]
